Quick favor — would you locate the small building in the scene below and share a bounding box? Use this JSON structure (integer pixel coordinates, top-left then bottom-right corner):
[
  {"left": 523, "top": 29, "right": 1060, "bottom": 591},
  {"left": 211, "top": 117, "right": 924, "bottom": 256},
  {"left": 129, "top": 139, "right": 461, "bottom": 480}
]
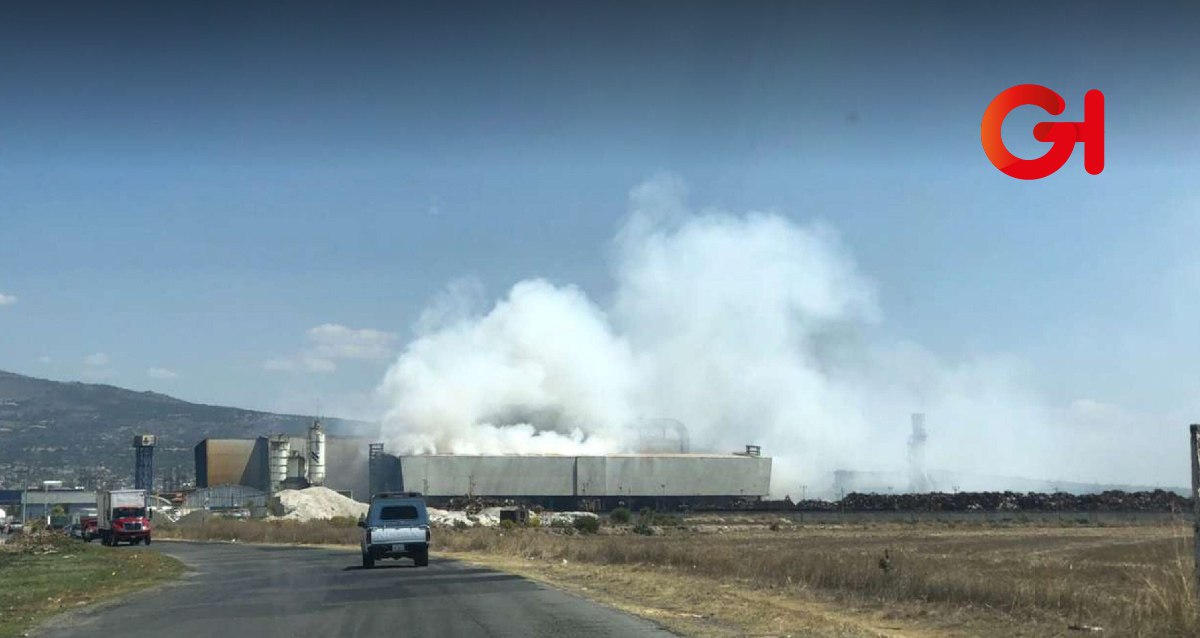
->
[
  {"left": 19, "top": 488, "right": 98, "bottom": 521},
  {"left": 0, "top": 490, "right": 22, "bottom": 519}
]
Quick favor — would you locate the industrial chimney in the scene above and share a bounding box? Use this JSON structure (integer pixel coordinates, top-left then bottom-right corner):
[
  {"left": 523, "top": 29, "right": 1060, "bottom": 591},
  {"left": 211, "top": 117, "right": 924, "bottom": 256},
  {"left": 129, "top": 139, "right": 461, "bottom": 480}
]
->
[
  {"left": 907, "top": 413, "right": 932, "bottom": 492},
  {"left": 308, "top": 419, "right": 326, "bottom": 487}
]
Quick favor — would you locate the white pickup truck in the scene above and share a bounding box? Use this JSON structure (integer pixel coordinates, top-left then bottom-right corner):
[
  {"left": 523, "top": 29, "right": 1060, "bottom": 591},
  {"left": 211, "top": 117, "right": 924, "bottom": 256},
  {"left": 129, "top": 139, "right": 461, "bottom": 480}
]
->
[{"left": 358, "top": 492, "right": 430, "bottom": 568}]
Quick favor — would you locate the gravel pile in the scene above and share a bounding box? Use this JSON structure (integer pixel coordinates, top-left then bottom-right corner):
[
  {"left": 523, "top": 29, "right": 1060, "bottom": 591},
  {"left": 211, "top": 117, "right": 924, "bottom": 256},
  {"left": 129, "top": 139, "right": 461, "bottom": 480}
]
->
[{"left": 272, "top": 487, "right": 368, "bottom": 521}]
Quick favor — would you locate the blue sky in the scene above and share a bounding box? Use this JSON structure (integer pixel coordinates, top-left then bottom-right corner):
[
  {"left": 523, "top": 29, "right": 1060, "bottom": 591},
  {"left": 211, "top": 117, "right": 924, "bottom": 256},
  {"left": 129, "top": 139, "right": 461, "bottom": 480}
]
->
[{"left": 0, "top": 0, "right": 1197, "bottom": 451}]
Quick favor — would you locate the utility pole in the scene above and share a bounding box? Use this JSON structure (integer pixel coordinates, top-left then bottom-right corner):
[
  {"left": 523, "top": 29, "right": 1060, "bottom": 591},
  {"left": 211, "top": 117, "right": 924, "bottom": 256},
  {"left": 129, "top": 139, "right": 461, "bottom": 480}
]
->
[{"left": 1190, "top": 424, "right": 1199, "bottom": 595}]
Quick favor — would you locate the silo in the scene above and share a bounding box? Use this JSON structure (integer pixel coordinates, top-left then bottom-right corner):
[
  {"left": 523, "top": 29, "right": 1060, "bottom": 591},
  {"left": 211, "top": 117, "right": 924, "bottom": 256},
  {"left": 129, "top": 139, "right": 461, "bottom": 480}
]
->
[
  {"left": 268, "top": 435, "right": 291, "bottom": 492},
  {"left": 308, "top": 420, "right": 326, "bottom": 486}
]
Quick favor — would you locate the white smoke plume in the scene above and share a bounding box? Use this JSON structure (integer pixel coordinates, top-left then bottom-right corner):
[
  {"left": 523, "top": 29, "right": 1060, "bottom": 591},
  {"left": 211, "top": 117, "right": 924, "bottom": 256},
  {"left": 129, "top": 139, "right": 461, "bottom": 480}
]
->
[{"left": 377, "top": 175, "right": 1172, "bottom": 496}]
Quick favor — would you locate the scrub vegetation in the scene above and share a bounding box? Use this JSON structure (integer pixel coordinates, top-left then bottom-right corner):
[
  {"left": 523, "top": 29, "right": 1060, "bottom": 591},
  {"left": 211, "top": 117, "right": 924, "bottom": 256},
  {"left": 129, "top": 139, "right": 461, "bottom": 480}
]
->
[
  {"left": 0, "top": 531, "right": 183, "bottom": 638},
  {"left": 155, "top": 515, "right": 361, "bottom": 545},
  {"left": 437, "top": 516, "right": 1198, "bottom": 637}
]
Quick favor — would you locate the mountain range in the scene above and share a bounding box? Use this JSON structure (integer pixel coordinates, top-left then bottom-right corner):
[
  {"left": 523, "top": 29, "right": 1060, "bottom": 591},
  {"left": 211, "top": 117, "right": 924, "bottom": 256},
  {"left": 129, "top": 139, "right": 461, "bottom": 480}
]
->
[{"left": 0, "top": 370, "right": 373, "bottom": 488}]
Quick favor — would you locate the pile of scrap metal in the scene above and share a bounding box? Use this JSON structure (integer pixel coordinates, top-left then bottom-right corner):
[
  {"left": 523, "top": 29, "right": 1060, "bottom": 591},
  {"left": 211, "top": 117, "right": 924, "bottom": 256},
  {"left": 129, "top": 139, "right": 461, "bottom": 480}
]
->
[{"left": 834, "top": 489, "right": 1189, "bottom": 513}]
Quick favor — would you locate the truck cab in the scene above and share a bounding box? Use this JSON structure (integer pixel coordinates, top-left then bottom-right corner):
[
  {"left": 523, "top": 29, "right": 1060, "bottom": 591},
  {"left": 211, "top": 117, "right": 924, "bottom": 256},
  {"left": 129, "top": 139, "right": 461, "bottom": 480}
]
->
[
  {"left": 359, "top": 492, "right": 430, "bottom": 568},
  {"left": 80, "top": 515, "right": 99, "bottom": 542},
  {"left": 98, "top": 489, "right": 152, "bottom": 546}
]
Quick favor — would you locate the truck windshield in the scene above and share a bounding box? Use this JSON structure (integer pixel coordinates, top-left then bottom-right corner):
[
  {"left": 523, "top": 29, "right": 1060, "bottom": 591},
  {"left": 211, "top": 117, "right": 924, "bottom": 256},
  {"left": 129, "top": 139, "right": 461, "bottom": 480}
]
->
[
  {"left": 114, "top": 507, "right": 146, "bottom": 518},
  {"left": 378, "top": 505, "right": 419, "bottom": 521}
]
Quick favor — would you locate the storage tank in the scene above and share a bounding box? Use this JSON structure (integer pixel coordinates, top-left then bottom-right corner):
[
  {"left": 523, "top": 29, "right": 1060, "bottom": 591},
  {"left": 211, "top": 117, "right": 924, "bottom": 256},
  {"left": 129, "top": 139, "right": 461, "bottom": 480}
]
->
[
  {"left": 268, "top": 435, "right": 291, "bottom": 492},
  {"left": 308, "top": 420, "right": 326, "bottom": 486}
]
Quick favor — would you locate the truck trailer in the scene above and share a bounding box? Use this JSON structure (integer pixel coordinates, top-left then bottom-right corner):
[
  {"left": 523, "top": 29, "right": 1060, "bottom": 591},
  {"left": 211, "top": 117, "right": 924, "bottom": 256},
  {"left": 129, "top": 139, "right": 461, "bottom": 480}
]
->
[{"left": 97, "top": 489, "right": 152, "bottom": 546}]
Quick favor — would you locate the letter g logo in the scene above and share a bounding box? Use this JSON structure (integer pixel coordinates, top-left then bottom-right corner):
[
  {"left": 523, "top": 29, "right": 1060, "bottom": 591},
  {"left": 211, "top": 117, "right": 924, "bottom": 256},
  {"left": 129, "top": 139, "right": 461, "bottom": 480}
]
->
[{"left": 981, "top": 84, "right": 1104, "bottom": 179}]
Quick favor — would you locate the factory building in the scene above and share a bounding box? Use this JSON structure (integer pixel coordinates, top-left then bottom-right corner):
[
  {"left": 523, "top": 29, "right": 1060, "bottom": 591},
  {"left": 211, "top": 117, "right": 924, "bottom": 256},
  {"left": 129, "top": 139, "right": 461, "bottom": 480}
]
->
[
  {"left": 194, "top": 421, "right": 372, "bottom": 500},
  {"left": 194, "top": 420, "right": 772, "bottom": 509},
  {"left": 380, "top": 448, "right": 772, "bottom": 510}
]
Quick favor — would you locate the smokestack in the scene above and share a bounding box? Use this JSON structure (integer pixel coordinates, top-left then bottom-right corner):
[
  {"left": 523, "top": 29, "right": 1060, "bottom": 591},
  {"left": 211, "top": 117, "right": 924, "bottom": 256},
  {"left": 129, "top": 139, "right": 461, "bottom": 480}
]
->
[
  {"left": 308, "top": 420, "right": 326, "bottom": 487},
  {"left": 908, "top": 413, "right": 931, "bottom": 492}
]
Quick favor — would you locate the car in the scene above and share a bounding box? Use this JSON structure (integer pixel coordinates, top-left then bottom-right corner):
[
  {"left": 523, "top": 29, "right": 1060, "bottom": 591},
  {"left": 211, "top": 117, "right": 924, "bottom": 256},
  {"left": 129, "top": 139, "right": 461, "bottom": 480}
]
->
[{"left": 358, "top": 492, "right": 430, "bottom": 568}]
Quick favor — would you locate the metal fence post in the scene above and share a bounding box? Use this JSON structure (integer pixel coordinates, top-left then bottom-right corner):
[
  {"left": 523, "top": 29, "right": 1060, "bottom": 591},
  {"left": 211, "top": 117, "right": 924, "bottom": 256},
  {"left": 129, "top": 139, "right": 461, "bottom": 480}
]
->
[{"left": 1191, "top": 424, "right": 1200, "bottom": 596}]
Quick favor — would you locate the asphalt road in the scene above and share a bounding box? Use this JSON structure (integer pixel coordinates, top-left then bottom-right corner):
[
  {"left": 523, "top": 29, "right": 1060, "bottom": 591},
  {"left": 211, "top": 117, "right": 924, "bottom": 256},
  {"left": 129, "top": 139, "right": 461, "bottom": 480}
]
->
[{"left": 44, "top": 541, "right": 673, "bottom": 638}]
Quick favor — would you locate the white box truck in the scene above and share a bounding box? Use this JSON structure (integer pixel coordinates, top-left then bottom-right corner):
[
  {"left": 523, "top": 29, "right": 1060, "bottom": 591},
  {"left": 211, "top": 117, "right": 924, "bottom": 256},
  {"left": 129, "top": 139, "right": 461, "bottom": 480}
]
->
[{"left": 97, "top": 489, "right": 152, "bottom": 546}]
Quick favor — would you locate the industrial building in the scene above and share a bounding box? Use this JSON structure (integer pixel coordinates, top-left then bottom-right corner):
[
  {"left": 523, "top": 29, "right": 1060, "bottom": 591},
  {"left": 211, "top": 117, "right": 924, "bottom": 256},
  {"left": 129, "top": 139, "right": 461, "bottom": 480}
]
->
[
  {"left": 0, "top": 487, "right": 98, "bottom": 521},
  {"left": 193, "top": 419, "right": 773, "bottom": 510},
  {"left": 384, "top": 450, "right": 773, "bottom": 510},
  {"left": 194, "top": 420, "right": 372, "bottom": 500}
]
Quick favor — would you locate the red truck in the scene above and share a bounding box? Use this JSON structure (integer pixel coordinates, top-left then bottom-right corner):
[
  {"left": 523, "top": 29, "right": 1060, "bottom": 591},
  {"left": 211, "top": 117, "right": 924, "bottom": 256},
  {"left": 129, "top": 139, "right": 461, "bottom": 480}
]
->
[
  {"left": 81, "top": 515, "right": 99, "bottom": 542},
  {"left": 97, "top": 489, "right": 152, "bottom": 546}
]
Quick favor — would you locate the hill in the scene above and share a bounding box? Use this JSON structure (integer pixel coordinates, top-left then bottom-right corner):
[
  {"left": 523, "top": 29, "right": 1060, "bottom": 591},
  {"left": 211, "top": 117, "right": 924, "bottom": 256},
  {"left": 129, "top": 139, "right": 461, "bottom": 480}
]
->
[{"left": 0, "top": 370, "right": 374, "bottom": 489}]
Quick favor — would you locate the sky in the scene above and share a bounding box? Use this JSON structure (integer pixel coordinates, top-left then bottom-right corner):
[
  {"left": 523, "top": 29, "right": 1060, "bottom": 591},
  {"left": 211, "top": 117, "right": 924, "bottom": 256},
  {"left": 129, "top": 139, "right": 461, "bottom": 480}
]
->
[{"left": 1, "top": 2, "right": 1198, "bottom": 485}]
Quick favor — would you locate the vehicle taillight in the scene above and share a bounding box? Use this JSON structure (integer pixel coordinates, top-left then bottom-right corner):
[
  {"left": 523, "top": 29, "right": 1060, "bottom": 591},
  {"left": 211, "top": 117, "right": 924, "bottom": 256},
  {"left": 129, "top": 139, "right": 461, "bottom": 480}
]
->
[{"left": 425, "top": 528, "right": 431, "bottom": 542}]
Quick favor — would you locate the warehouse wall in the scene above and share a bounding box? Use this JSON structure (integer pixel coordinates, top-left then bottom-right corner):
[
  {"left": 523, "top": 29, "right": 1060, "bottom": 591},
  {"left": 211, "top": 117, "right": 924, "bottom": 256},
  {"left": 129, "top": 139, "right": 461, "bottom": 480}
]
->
[
  {"left": 399, "top": 455, "right": 576, "bottom": 496},
  {"left": 325, "top": 437, "right": 370, "bottom": 500},
  {"left": 584, "top": 455, "right": 772, "bottom": 497},
  {"left": 396, "top": 454, "right": 771, "bottom": 498},
  {"left": 194, "top": 439, "right": 268, "bottom": 490}
]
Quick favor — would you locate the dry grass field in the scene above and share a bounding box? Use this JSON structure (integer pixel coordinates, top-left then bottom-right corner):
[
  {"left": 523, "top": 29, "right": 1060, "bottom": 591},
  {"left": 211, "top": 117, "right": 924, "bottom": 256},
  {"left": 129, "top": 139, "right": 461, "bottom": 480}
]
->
[
  {"left": 159, "top": 513, "right": 1198, "bottom": 636},
  {"left": 437, "top": 518, "right": 1198, "bottom": 637}
]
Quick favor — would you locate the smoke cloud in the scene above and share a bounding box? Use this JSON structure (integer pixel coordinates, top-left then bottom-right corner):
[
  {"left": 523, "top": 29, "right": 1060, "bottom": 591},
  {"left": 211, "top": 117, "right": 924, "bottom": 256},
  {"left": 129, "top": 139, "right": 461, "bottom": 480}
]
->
[{"left": 376, "top": 176, "right": 1168, "bottom": 496}]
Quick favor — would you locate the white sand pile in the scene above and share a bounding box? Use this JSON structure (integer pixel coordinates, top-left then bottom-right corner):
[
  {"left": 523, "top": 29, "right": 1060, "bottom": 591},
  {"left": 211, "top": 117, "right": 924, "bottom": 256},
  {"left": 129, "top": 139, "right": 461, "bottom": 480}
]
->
[
  {"left": 547, "top": 511, "right": 598, "bottom": 527},
  {"left": 426, "top": 508, "right": 598, "bottom": 528},
  {"left": 428, "top": 508, "right": 475, "bottom": 527},
  {"left": 272, "top": 487, "right": 368, "bottom": 521},
  {"left": 476, "top": 507, "right": 502, "bottom": 526},
  {"left": 427, "top": 506, "right": 501, "bottom": 527}
]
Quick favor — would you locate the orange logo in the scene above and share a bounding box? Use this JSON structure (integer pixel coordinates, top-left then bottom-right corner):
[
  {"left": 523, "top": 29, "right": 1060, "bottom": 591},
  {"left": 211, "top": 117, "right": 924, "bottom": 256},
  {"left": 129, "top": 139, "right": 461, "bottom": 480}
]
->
[{"left": 981, "top": 85, "right": 1104, "bottom": 180}]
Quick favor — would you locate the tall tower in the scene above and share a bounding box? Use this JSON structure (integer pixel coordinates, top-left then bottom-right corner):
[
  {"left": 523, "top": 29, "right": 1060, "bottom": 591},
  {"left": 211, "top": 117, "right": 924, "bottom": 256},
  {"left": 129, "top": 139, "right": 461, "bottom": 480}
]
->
[
  {"left": 368, "top": 442, "right": 385, "bottom": 497},
  {"left": 308, "top": 419, "right": 326, "bottom": 486},
  {"left": 907, "top": 414, "right": 931, "bottom": 492},
  {"left": 268, "top": 434, "right": 291, "bottom": 494},
  {"left": 133, "top": 434, "right": 156, "bottom": 491}
]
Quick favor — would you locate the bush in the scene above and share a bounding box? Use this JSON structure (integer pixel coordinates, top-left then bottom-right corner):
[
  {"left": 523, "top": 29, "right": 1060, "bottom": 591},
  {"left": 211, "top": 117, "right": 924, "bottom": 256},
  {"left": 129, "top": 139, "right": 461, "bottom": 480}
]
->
[
  {"left": 500, "top": 520, "right": 517, "bottom": 531},
  {"left": 526, "top": 515, "right": 541, "bottom": 528},
  {"left": 453, "top": 519, "right": 470, "bottom": 530},
  {"left": 653, "top": 514, "right": 682, "bottom": 527},
  {"left": 573, "top": 516, "right": 600, "bottom": 535},
  {"left": 629, "top": 507, "right": 663, "bottom": 535},
  {"left": 610, "top": 507, "right": 632, "bottom": 524}
]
